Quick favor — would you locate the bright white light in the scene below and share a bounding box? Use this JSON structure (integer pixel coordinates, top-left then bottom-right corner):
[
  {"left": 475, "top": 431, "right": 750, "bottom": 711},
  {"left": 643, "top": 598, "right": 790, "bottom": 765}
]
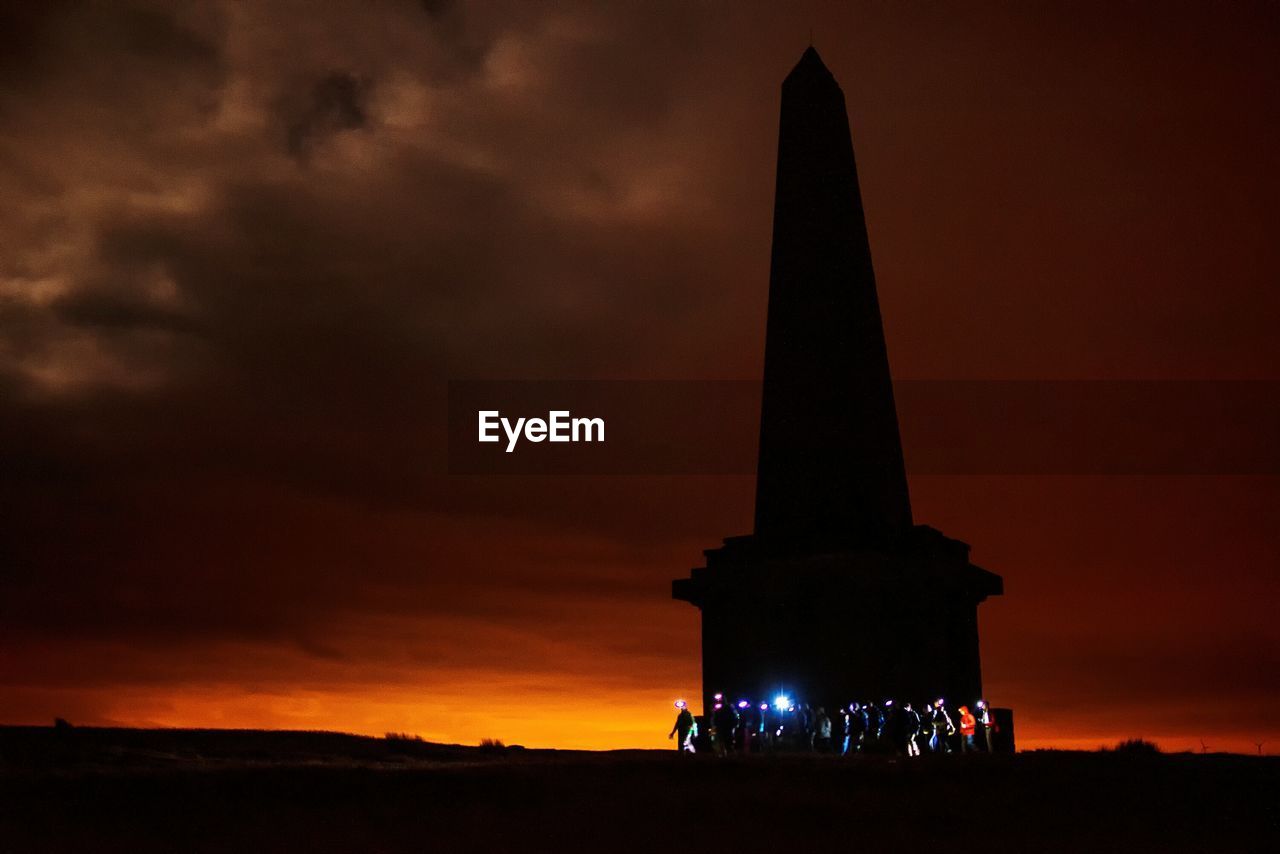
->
[
  {"left": 674, "top": 699, "right": 687, "bottom": 709},
  {"left": 774, "top": 695, "right": 791, "bottom": 711},
  {"left": 737, "top": 700, "right": 749, "bottom": 709}
]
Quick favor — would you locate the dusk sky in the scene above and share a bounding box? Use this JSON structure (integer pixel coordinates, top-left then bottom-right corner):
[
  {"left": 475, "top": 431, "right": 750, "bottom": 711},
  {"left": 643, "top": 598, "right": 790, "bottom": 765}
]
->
[{"left": 2, "top": 1, "right": 1278, "bottom": 752}]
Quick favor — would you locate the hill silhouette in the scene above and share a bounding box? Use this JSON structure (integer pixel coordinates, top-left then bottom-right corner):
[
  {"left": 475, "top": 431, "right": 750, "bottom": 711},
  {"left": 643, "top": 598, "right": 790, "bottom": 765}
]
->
[{"left": 1, "top": 725, "right": 1276, "bottom": 852}]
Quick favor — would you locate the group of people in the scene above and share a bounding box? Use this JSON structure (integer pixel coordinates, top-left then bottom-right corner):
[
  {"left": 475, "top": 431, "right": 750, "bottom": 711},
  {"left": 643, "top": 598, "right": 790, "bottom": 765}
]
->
[{"left": 668, "top": 693, "right": 998, "bottom": 756}]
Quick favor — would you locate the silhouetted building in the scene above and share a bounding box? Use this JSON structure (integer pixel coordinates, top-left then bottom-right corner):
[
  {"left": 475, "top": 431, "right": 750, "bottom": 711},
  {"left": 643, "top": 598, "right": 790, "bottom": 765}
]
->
[{"left": 673, "top": 47, "right": 1003, "bottom": 717}]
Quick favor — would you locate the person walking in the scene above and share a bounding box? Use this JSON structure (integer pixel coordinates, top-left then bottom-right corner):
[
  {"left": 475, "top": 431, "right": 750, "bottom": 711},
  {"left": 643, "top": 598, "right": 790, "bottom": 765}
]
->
[
  {"left": 864, "top": 701, "right": 883, "bottom": 747},
  {"left": 929, "top": 698, "right": 954, "bottom": 753},
  {"left": 975, "top": 699, "right": 996, "bottom": 752},
  {"left": 958, "top": 705, "right": 977, "bottom": 753},
  {"left": 712, "top": 699, "right": 738, "bottom": 756},
  {"left": 669, "top": 700, "right": 695, "bottom": 753},
  {"left": 843, "top": 702, "right": 866, "bottom": 754},
  {"left": 903, "top": 702, "right": 922, "bottom": 757},
  {"left": 814, "top": 706, "right": 832, "bottom": 752},
  {"left": 881, "top": 700, "right": 905, "bottom": 755},
  {"left": 799, "top": 703, "right": 814, "bottom": 751},
  {"left": 757, "top": 703, "right": 773, "bottom": 753}
]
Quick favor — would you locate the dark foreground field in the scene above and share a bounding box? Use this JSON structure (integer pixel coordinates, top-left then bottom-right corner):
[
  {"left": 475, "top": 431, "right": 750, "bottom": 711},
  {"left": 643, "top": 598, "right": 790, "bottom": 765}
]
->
[{"left": 1, "top": 727, "right": 1276, "bottom": 853}]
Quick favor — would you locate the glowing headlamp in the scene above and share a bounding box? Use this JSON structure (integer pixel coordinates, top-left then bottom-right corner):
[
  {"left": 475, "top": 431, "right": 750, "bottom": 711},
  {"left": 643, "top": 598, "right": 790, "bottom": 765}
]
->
[
  {"left": 674, "top": 699, "right": 687, "bottom": 709},
  {"left": 737, "top": 700, "right": 749, "bottom": 709}
]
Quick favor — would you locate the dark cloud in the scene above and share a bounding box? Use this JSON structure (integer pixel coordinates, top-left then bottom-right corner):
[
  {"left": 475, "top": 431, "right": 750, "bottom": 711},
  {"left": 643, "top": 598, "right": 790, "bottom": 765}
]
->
[
  {"left": 418, "top": 0, "right": 455, "bottom": 20},
  {"left": 282, "top": 71, "right": 372, "bottom": 158},
  {"left": 0, "top": 2, "right": 69, "bottom": 88},
  {"left": 110, "top": 4, "right": 221, "bottom": 67},
  {"left": 51, "top": 290, "right": 204, "bottom": 333}
]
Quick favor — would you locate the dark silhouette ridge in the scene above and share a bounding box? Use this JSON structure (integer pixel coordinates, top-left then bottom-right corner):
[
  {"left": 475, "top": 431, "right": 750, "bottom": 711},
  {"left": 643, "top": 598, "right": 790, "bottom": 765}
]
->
[
  {"left": 3, "top": 725, "right": 1277, "bottom": 852},
  {"left": 674, "top": 47, "right": 1003, "bottom": 717}
]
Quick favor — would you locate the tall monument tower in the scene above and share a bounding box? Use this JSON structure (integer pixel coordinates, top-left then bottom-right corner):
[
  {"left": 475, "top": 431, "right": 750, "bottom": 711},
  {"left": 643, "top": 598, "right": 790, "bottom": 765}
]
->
[{"left": 673, "top": 47, "right": 1002, "bottom": 716}]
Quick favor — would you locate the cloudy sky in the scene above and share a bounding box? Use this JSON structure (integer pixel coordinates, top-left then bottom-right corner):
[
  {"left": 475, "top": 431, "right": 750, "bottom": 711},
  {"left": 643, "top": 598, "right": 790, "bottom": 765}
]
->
[{"left": 1, "top": 0, "right": 1277, "bottom": 750}]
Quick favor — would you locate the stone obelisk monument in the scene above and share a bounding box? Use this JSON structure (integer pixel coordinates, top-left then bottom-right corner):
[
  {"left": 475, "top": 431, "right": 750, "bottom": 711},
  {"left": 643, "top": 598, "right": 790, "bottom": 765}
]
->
[{"left": 673, "top": 47, "right": 1002, "bottom": 716}]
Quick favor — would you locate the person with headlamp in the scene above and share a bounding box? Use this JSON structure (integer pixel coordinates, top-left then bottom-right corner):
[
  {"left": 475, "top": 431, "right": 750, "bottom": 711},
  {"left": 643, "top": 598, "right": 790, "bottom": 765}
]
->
[
  {"left": 929, "top": 698, "right": 955, "bottom": 753},
  {"left": 668, "top": 699, "right": 695, "bottom": 753},
  {"left": 975, "top": 699, "right": 995, "bottom": 752}
]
